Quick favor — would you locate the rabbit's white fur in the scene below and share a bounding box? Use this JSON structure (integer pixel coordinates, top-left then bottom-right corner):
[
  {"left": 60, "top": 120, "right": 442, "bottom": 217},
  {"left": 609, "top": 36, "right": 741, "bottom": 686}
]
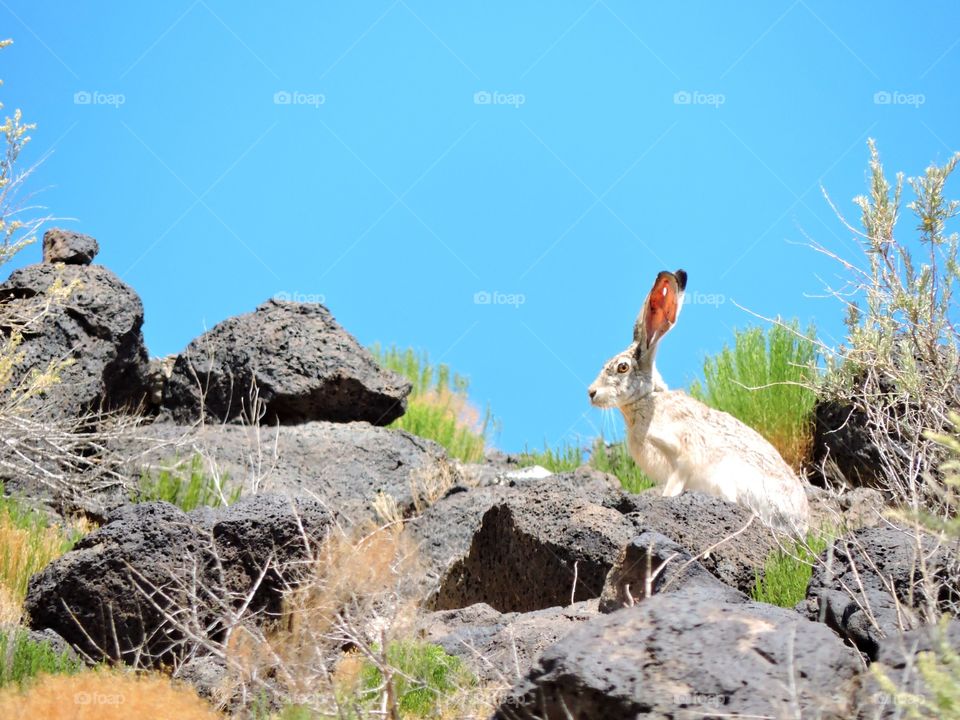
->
[{"left": 588, "top": 269, "right": 809, "bottom": 533}]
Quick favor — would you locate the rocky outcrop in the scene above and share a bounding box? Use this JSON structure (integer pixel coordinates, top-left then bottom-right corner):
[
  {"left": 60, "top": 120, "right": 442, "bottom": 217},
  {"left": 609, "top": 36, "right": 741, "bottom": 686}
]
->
[
  {"left": 424, "top": 468, "right": 810, "bottom": 613},
  {"left": 24, "top": 494, "right": 332, "bottom": 665},
  {"left": 804, "top": 525, "right": 960, "bottom": 660},
  {"left": 0, "top": 262, "right": 151, "bottom": 414},
  {"left": 41, "top": 228, "right": 99, "bottom": 265},
  {"left": 162, "top": 299, "right": 411, "bottom": 425}
]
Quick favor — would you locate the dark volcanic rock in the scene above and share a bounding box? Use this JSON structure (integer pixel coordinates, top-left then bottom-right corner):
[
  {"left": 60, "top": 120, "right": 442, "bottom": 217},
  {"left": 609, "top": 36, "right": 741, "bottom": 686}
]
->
[
  {"left": 599, "top": 531, "right": 745, "bottom": 612},
  {"left": 0, "top": 263, "right": 150, "bottom": 414},
  {"left": 497, "top": 585, "right": 862, "bottom": 719},
  {"left": 417, "top": 600, "right": 599, "bottom": 685},
  {"left": 813, "top": 399, "right": 888, "bottom": 488},
  {"left": 622, "top": 490, "right": 784, "bottom": 596},
  {"left": 162, "top": 299, "right": 411, "bottom": 425},
  {"left": 24, "top": 494, "right": 332, "bottom": 665},
  {"left": 42, "top": 228, "right": 99, "bottom": 265},
  {"left": 856, "top": 621, "right": 960, "bottom": 718},
  {"left": 174, "top": 655, "right": 229, "bottom": 703},
  {"left": 406, "top": 483, "right": 515, "bottom": 589},
  {"left": 431, "top": 470, "right": 634, "bottom": 613},
  {"left": 111, "top": 420, "right": 457, "bottom": 523},
  {"left": 805, "top": 525, "right": 960, "bottom": 660}
]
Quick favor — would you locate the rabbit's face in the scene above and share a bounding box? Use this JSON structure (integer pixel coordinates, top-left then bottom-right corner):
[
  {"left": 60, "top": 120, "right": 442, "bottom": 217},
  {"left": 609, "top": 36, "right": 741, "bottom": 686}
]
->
[{"left": 588, "top": 344, "right": 655, "bottom": 408}]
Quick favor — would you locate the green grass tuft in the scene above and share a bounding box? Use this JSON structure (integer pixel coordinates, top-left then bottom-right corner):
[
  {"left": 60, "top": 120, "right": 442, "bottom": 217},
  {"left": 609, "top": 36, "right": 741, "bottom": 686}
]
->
[
  {"left": 751, "top": 532, "right": 830, "bottom": 608},
  {"left": 590, "top": 439, "right": 656, "bottom": 494},
  {"left": 358, "top": 642, "right": 475, "bottom": 717},
  {"left": 689, "top": 320, "right": 818, "bottom": 470},
  {"left": 0, "top": 627, "right": 84, "bottom": 689},
  {"left": 518, "top": 437, "right": 656, "bottom": 494},
  {"left": 136, "top": 455, "right": 241, "bottom": 512},
  {"left": 372, "top": 344, "right": 495, "bottom": 463},
  {"left": 518, "top": 442, "right": 584, "bottom": 473}
]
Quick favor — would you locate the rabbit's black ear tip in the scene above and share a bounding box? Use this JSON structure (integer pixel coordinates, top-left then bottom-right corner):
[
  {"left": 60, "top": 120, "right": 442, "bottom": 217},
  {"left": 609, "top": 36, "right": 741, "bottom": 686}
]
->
[{"left": 674, "top": 269, "right": 688, "bottom": 290}]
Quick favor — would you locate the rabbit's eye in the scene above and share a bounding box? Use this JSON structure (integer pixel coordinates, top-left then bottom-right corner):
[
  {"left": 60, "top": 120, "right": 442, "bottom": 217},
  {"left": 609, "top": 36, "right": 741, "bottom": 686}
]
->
[{"left": 616, "top": 361, "right": 630, "bottom": 374}]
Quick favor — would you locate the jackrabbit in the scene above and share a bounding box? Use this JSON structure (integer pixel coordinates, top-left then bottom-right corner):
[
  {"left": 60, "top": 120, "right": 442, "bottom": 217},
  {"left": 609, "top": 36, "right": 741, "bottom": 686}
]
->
[{"left": 588, "top": 269, "right": 809, "bottom": 532}]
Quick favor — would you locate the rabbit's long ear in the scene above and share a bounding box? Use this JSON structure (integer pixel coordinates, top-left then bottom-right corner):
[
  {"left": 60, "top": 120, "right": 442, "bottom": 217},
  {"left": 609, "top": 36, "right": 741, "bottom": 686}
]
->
[{"left": 633, "top": 269, "right": 687, "bottom": 352}]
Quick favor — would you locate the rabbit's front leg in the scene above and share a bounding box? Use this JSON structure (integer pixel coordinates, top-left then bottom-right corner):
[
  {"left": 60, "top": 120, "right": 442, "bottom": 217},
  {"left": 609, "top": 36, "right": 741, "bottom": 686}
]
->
[{"left": 661, "top": 472, "right": 685, "bottom": 497}]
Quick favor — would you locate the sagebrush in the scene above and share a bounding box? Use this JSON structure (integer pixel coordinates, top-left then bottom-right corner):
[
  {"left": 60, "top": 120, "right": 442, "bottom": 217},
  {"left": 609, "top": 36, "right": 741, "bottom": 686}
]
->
[{"left": 816, "top": 140, "right": 960, "bottom": 508}]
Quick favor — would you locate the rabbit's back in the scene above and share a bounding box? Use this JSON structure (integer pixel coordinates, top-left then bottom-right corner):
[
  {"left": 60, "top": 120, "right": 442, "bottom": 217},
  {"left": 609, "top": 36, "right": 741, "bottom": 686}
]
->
[{"left": 627, "top": 390, "right": 809, "bottom": 530}]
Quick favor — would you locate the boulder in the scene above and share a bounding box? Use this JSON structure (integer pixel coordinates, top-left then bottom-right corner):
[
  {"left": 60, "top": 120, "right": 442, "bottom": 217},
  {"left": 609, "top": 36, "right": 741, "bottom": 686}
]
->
[
  {"left": 24, "top": 494, "right": 332, "bottom": 665},
  {"left": 41, "top": 228, "right": 99, "bottom": 265},
  {"left": 621, "top": 490, "right": 785, "bottom": 596},
  {"left": 430, "top": 470, "right": 634, "bottom": 612},
  {"left": 497, "top": 584, "right": 863, "bottom": 719},
  {"left": 162, "top": 299, "right": 411, "bottom": 425},
  {"left": 804, "top": 525, "right": 960, "bottom": 660},
  {"left": 417, "top": 600, "right": 599, "bottom": 685},
  {"left": 0, "top": 263, "right": 151, "bottom": 414}
]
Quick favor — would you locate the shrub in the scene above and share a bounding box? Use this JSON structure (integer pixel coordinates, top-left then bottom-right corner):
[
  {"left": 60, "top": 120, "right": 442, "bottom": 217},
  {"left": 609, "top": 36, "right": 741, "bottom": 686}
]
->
[
  {"left": 372, "top": 345, "right": 494, "bottom": 463},
  {"left": 135, "top": 454, "right": 241, "bottom": 511},
  {"left": 0, "top": 628, "right": 83, "bottom": 689},
  {"left": 0, "top": 487, "right": 83, "bottom": 623},
  {"left": 689, "top": 321, "right": 818, "bottom": 470},
  {"left": 871, "top": 413, "right": 960, "bottom": 716},
  {"left": 0, "top": 38, "right": 43, "bottom": 266},
  {"left": 751, "top": 533, "right": 830, "bottom": 608},
  {"left": 357, "top": 642, "right": 476, "bottom": 717},
  {"left": 816, "top": 140, "right": 960, "bottom": 508}
]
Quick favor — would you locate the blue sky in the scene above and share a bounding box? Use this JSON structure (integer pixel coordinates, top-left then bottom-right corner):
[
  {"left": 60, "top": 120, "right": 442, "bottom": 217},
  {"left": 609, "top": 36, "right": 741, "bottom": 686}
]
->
[{"left": 3, "top": 1, "right": 958, "bottom": 451}]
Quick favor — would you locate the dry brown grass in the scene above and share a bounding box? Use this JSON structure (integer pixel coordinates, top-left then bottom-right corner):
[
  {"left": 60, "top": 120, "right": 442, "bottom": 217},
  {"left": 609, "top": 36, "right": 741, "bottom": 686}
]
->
[
  {"left": 410, "top": 461, "right": 457, "bottom": 515},
  {"left": 0, "top": 670, "right": 220, "bottom": 720},
  {"left": 0, "top": 507, "right": 90, "bottom": 624},
  {"left": 214, "top": 522, "right": 424, "bottom": 713}
]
